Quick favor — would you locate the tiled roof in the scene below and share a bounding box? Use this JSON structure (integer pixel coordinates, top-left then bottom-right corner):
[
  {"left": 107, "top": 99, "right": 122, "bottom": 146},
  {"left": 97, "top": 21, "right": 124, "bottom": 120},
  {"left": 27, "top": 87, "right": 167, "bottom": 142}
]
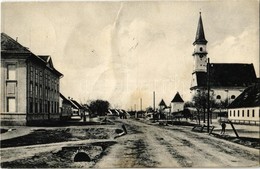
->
[
  {"left": 228, "top": 83, "right": 260, "bottom": 108},
  {"left": 193, "top": 63, "right": 257, "bottom": 88},
  {"left": 1, "top": 33, "right": 31, "bottom": 53},
  {"left": 171, "top": 92, "right": 184, "bottom": 103}
]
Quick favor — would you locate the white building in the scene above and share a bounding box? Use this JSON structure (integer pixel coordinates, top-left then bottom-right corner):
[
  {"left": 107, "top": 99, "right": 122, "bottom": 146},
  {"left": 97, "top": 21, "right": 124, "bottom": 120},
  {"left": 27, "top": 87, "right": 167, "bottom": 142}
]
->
[
  {"left": 228, "top": 82, "right": 260, "bottom": 124},
  {"left": 171, "top": 92, "right": 184, "bottom": 113},
  {"left": 190, "top": 13, "right": 257, "bottom": 104}
]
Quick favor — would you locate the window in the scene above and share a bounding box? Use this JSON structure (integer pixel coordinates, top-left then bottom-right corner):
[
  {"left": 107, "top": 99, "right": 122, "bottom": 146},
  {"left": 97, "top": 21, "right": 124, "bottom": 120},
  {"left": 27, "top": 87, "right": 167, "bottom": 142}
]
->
[
  {"left": 35, "top": 69, "right": 38, "bottom": 83},
  {"left": 35, "top": 99, "right": 38, "bottom": 113},
  {"left": 30, "top": 82, "right": 33, "bottom": 96},
  {"left": 30, "top": 66, "right": 34, "bottom": 81},
  {"left": 7, "top": 97, "right": 16, "bottom": 112},
  {"left": 39, "top": 100, "right": 42, "bottom": 113},
  {"left": 242, "top": 110, "right": 244, "bottom": 117},
  {"left": 35, "top": 85, "right": 38, "bottom": 96},
  {"left": 200, "top": 47, "right": 203, "bottom": 51},
  {"left": 231, "top": 95, "right": 236, "bottom": 99},
  {"left": 216, "top": 95, "right": 221, "bottom": 99},
  {"left": 238, "top": 110, "right": 240, "bottom": 117},
  {"left": 247, "top": 110, "right": 250, "bottom": 117},
  {"left": 230, "top": 110, "right": 232, "bottom": 117},
  {"left": 29, "top": 98, "right": 33, "bottom": 113},
  {"left": 39, "top": 71, "right": 43, "bottom": 83},
  {"left": 39, "top": 85, "right": 42, "bottom": 97},
  {"left": 7, "top": 64, "right": 16, "bottom": 80},
  {"left": 233, "top": 110, "right": 235, "bottom": 117},
  {"left": 252, "top": 110, "right": 255, "bottom": 117}
]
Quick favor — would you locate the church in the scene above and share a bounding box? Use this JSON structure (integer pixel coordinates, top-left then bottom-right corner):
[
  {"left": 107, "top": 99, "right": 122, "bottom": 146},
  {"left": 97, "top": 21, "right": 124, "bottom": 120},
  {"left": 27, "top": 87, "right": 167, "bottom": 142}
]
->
[{"left": 190, "top": 13, "right": 257, "bottom": 104}]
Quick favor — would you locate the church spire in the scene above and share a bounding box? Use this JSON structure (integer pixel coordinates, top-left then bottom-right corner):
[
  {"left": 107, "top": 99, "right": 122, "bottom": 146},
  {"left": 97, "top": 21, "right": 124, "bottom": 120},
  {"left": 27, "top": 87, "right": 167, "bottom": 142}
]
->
[{"left": 193, "top": 12, "right": 207, "bottom": 45}]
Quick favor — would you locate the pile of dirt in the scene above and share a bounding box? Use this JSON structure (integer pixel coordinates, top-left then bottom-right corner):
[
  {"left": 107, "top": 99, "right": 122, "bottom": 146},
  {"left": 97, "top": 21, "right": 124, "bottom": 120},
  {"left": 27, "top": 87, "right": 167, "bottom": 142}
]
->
[
  {"left": 1, "top": 128, "right": 116, "bottom": 148},
  {"left": 1, "top": 141, "right": 116, "bottom": 168}
]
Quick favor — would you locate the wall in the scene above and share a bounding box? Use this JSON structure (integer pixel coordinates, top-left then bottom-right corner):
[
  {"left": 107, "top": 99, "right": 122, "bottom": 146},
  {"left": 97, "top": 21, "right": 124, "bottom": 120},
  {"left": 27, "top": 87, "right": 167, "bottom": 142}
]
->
[
  {"left": 228, "top": 106, "right": 260, "bottom": 122},
  {"left": 171, "top": 102, "right": 184, "bottom": 113}
]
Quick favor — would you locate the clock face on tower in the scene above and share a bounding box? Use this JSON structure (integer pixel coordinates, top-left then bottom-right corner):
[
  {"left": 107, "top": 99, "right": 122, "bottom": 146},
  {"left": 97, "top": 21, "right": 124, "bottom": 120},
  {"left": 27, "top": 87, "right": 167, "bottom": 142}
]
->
[{"left": 199, "top": 54, "right": 204, "bottom": 58}]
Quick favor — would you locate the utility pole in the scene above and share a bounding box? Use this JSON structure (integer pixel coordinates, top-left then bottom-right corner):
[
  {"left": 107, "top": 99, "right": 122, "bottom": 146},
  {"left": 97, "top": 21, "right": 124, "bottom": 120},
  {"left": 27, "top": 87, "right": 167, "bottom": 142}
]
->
[
  {"left": 207, "top": 58, "right": 210, "bottom": 133},
  {"left": 153, "top": 91, "right": 155, "bottom": 111},
  {"left": 140, "top": 98, "right": 142, "bottom": 111}
]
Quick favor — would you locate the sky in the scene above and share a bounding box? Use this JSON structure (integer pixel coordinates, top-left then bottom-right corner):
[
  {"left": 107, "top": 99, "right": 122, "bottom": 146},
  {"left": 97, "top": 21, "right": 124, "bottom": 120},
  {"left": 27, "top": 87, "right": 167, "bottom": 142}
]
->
[{"left": 1, "top": 0, "right": 259, "bottom": 110}]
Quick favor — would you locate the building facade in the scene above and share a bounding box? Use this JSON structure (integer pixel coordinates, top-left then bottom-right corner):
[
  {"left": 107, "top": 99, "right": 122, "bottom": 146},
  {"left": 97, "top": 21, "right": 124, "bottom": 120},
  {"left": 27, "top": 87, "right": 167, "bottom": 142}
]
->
[
  {"left": 1, "top": 33, "right": 63, "bottom": 125},
  {"left": 171, "top": 92, "right": 184, "bottom": 113},
  {"left": 228, "top": 82, "right": 260, "bottom": 124},
  {"left": 190, "top": 13, "right": 257, "bottom": 104}
]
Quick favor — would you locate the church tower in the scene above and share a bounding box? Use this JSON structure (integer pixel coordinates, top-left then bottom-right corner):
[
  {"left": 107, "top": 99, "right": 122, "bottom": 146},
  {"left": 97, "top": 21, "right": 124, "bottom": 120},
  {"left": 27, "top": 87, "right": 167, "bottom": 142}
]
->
[{"left": 192, "top": 12, "right": 208, "bottom": 73}]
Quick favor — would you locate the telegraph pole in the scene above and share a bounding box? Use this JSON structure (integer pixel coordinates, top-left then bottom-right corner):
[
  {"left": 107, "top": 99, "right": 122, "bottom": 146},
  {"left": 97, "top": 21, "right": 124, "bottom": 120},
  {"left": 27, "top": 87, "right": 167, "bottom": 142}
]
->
[{"left": 207, "top": 58, "right": 210, "bottom": 133}]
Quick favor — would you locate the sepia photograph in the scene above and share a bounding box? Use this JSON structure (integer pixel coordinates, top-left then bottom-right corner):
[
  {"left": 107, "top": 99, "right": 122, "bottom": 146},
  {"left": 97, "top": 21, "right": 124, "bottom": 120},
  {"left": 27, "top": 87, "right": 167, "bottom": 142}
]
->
[{"left": 1, "top": 0, "right": 259, "bottom": 168}]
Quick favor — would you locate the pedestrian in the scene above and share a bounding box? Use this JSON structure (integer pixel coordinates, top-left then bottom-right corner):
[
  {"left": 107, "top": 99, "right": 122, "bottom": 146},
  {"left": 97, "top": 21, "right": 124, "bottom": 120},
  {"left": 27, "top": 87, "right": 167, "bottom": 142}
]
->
[{"left": 220, "top": 121, "right": 226, "bottom": 135}]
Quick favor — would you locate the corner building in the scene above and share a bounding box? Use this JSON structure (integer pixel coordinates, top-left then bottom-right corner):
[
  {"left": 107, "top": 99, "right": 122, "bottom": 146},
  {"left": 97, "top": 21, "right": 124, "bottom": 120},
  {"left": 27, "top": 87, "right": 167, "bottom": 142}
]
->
[{"left": 1, "top": 33, "right": 63, "bottom": 125}]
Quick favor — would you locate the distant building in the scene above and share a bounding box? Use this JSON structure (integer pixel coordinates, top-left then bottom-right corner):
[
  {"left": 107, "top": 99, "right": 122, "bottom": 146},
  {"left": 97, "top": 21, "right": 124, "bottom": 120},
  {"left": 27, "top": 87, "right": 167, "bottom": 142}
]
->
[
  {"left": 190, "top": 13, "right": 257, "bottom": 103},
  {"left": 171, "top": 92, "right": 184, "bottom": 113},
  {"left": 228, "top": 82, "right": 260, "bottom": 124},
  {"left": 159, "top": 99, "right": 167, "bottom": 110},
  {"left": 1, "top": 33, "right": 63, "bottom": 125},
  {"left": 59, "top": 93, "right": 73, "bottom": 120},
  {"left": 70, "top": 99, "right": 84, "bottom": 116}
]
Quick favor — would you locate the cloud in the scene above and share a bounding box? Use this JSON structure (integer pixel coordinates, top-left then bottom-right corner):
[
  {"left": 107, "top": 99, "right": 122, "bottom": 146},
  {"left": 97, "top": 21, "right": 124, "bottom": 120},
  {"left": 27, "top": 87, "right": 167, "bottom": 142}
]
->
[{"left": 210, "top": 27, "right": 259, "bottom": 76}]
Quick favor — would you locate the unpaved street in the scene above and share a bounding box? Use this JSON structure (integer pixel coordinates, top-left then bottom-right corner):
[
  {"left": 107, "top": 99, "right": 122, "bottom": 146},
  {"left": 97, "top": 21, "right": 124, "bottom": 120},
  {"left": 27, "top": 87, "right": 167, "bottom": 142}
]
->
[
  {"left": 1, "top": 119, "right": 259, "bottom": 168},
  {"left": 96, "top": 119, "right": 259, "bottom": 168}
]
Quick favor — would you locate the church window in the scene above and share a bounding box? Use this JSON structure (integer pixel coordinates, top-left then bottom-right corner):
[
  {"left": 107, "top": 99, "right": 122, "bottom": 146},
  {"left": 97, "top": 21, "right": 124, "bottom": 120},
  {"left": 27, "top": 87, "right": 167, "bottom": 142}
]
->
[
  {"left": 233, "top": 110, "right": 235, "bottom": 117},
  {"left": 242, "top": 110, "right": 244, "bottom": 117},
  {"left": 200, "top": 47, "right": 203, "bottom": 51},
  {"left": 237, "top": 110, "right": 239, "bottom": 117},
  {"left": 247, "top": 110, "right": 249, "bottom": 117},
  {"left": 252, "top": 110, "right": 255, "bottom": 117},
  {"left": 216, "top": 95, "right": 221, "bottom": 99},
  {"left": 231, "top": 95, "right": 236, "bottom": 99},
  {"left": 229, "top": 110, "right": 232, "bottom": 117}
]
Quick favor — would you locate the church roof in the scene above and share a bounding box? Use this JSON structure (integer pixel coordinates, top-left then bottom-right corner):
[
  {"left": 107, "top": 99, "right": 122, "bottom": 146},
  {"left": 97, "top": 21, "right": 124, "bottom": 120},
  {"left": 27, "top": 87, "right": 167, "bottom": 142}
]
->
[
  {"left": 192, "top": 63, "right": 257, "bottom": 88},
  {"left": 159, "top": 99, "right": 167, "bottom": 107},
  {"left": 171, "top": 92, "right": 184, "bottom": 103},
  {"left": 228, "top": 82, "right": 260, "bottom": 108},
  {"left": 1, "top": 33, "right": 31, "bottom": 53},
  {"left": 193, "top": 12, "right": 208, "bottom": 45}
]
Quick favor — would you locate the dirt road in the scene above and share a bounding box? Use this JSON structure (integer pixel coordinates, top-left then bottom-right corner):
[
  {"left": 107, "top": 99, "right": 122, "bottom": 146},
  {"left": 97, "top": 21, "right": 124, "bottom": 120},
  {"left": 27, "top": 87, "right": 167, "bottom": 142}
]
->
[{"left": 95, "top": 119, "right": 259, "bottom": 168}]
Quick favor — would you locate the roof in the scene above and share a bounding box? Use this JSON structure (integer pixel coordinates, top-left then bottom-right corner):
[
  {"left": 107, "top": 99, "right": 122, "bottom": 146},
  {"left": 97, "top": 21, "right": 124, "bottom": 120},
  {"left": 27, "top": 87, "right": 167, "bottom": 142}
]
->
[
  {"left": 1, "top": 33, "right": 63, "bottom": 77},
  {"left": 192, "top": 63, "right": 257, "bottom": 88},
  {"left": 171, "top": 92, "right": 184, "bottom": 103},
  {"left": 228, "top": 83, "right": 260, "bottom": 108},
  {"left": 193, "top": 12, "right": 207, "bottom": 45},
  {"left": 71, "top": 100, "right": 84, "bottom": 109},
  {"left": 159, "top": 99, "right": 167, "bottom": 107},
  {"left": 1, "top": 33, "right": 31, "bottom": 53},
  {"left": 60, "top": 93, "right": 78, "bottom": 109}
]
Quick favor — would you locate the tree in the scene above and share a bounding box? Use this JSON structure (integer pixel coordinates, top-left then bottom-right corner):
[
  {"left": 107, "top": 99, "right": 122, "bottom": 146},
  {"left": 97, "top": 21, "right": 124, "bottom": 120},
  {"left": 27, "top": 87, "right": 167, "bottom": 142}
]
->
[
  {"left": 192, "top": 90, "right": 218, "bottom": 124},
  {"left": 89, "top": 100, "right": 110, "bottom": 117}
]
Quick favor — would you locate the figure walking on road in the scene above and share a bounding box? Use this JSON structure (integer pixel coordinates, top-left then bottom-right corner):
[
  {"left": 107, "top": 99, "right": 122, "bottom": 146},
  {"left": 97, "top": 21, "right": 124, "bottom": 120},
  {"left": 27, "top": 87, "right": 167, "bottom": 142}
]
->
[{"left": 220, "top": 121, "right": 226, "bottom": 135}]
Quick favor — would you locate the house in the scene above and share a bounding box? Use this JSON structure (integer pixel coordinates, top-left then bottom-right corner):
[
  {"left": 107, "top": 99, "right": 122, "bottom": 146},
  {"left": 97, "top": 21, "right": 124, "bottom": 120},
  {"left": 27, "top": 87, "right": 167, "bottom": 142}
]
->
[
  {"left": 59, "top": 93, "right": 73, "bottom": 120},
  {"left": 190, "top": 13, "right": 257, "bottom": 104},
  {"left": 171, "top": 92, "right": 184, "bottom": 113},
  {"left": 70, "top": 99, "right": 84, "bottom": 117},
  {"left": 227, "top": 82, "right": 260, "bottom": 124},
  {"left": 159, "top": 99, "right": 167, "bottom": 110},
  {"left": 1, "top": 33, "right": 63, "bottom": 125}
]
